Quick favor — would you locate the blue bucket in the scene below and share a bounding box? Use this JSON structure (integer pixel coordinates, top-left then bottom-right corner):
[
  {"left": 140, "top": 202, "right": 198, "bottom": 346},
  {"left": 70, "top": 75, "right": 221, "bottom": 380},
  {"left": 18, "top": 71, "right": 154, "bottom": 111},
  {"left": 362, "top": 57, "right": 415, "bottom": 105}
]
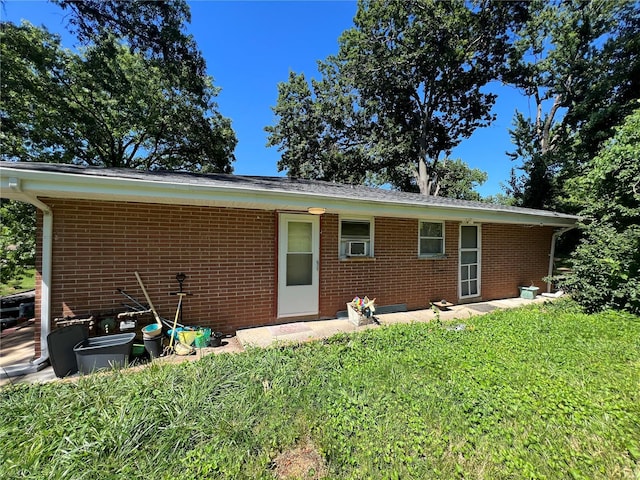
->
[{"left": 142, "top": 323, "right": 162, "bottom": 338}]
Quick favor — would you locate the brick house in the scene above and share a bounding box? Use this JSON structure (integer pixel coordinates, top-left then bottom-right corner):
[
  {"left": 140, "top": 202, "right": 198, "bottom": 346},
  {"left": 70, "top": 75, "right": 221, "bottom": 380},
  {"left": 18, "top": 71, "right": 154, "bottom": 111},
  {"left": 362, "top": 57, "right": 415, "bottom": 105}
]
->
[{"left": 1, "top": 162, "right": 578, "bottom": 364}]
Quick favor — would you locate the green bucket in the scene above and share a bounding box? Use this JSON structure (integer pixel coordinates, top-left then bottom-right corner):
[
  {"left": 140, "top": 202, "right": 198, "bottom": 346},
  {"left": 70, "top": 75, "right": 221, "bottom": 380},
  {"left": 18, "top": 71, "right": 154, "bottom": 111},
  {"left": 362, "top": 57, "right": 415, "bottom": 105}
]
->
[
  {"left": 194, "top": 328, "right": 211, "bottom": 348},
  {"left": 131, "top": 344, "right": 146, "bottom": 357}
]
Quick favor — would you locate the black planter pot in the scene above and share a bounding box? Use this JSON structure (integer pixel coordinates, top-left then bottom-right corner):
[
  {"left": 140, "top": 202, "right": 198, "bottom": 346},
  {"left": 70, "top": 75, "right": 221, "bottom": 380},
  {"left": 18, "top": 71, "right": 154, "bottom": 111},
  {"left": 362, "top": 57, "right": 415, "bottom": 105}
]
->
[
  {"left": 209, "top": 332, "right": 224, "bottom": 347},
  {"left": 143, "top": 335, "right": 162, "bottom": 359}
]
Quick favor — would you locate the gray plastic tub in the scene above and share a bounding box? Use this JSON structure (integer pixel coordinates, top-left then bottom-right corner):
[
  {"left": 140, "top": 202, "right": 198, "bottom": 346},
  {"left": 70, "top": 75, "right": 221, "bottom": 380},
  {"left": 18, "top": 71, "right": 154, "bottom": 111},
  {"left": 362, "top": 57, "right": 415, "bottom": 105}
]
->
[{"left": 74, "top": 333, "right": 136, "bottom": 374}]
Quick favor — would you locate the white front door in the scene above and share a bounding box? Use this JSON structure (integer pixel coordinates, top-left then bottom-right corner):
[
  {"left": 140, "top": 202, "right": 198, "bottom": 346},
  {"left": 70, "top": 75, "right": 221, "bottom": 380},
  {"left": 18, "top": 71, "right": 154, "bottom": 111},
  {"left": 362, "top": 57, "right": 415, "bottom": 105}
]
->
[
  {"left": 459, "top": 224, "right": 481, "bottom": 299},
  {"left": 278, "top": 214, "right": 320, "bottom": 318}
]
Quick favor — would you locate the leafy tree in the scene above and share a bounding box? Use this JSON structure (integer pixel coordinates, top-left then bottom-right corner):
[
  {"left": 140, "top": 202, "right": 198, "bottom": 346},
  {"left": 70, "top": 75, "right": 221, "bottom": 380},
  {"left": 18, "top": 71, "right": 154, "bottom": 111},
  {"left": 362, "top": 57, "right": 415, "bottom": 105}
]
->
[
  {"left": 1, "top": 21, "right": 236, "bottom": 171},
  {"left": 0, "top": 200, "right": 36, "bottom": 286},
  {"left": 563, "top": 5, "right": 640, "bottom": 178},
  {"left": 431, "top": 159, "right": 487, "bottom": 201},
  {"left": 1, "top": 2, "right": 237, "bottom": 283},
  {"left": 53, "top": 0, "right": 208, "bottom": 98},
  {"left": 482, "top": 193, "right": 518, "bottom": 207},
  {"left": 1, "top": 22, "right": 70, "bottom": 164},
  {"left": 561, "top": 107, "right": 640, "bottom": 314},
  {"left": 266, "top": 70, "right": 371, "bottom": 185},
  {"left": 267, "top": 0, "right": 525, "bottom": 195},
  {"left": 506, "top": 0, "right": 639, "bottom": 210}
]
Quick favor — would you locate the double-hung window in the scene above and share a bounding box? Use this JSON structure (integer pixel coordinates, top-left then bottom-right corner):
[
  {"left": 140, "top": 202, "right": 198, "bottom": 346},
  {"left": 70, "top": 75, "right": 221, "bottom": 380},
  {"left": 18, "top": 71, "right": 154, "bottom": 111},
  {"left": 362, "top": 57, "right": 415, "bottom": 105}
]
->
[
  {"left": 419, "top": 221, "right": 444, "bottom": 257},
  {"left": 340, "top": 218, "right": 373, "bottom": 258}
]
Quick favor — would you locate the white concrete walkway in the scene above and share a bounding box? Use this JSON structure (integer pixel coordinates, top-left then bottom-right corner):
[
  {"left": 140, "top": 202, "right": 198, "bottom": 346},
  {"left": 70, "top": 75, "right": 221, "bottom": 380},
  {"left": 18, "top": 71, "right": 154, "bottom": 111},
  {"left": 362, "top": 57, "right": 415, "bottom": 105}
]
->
[{"left": 236, "top": 295, "right": 550, "bottom": 348}]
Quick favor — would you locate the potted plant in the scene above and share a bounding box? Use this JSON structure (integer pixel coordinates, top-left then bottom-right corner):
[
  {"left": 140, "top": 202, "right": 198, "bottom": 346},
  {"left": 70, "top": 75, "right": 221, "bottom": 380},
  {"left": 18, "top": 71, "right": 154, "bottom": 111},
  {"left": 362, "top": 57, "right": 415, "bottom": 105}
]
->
[{"left": 347, "top": 296, "right": 376, "bottom": 326}]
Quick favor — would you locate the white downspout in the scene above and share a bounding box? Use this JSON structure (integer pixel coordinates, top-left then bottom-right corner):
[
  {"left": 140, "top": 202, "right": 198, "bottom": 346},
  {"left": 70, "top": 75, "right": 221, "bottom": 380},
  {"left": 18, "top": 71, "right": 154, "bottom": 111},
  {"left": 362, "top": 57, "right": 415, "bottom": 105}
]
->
[
  {"left": 38, "top": 210, "right": 52, "bottom": 364},
  {"left": 547, "top": 226, "right": 575, "bottom": 293},
  {"left": 4, "top": 178, "right": 52, "bottom": 374}
]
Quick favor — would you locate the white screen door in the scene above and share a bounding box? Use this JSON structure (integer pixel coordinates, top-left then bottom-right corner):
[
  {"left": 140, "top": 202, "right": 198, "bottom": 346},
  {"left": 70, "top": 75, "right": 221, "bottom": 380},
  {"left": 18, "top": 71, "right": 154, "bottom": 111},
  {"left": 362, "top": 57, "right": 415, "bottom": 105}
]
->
[
  {"left": 460, "top": 224, "right": 481, "bottom": 298},
  {"left": 278, "top": 214, "right": 320, "bottom": 317}
]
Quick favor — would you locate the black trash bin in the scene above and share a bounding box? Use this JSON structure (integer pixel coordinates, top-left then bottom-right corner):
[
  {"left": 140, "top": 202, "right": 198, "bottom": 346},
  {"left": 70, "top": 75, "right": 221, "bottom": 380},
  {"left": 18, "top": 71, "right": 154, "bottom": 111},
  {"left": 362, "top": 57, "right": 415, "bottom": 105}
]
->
[
  {"left": 143, "top": 334, "right": 162, "bottom": 359},
  {"left": 47, "top": 325, "right": 88, "bottom": 378}
]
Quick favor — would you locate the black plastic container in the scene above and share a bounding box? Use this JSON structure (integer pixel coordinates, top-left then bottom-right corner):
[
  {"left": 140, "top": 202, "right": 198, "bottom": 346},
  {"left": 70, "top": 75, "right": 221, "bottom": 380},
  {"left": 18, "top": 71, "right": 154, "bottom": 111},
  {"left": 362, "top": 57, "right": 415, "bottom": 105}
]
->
[
  {"left": 47, "top": 325, "right": 88, "bottom": 378},
  {"left": 143, "top": 335, "right": 162, "bottom": 359},
  {"left": 73, "top": 333, "right": 135, "bottom": 374}
]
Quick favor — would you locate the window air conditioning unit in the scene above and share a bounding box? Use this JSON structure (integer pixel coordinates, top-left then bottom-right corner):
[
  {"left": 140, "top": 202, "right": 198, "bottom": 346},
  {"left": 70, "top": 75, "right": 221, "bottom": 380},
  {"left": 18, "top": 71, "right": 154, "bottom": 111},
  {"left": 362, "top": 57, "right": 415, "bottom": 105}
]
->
[{"left": 348, "top": 241, "right": 367, "bottom": 256}]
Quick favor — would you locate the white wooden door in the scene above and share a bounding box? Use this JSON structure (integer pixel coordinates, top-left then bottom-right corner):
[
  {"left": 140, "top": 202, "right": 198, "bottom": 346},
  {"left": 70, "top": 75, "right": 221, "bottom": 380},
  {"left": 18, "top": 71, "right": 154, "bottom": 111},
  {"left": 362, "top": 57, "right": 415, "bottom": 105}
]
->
[
  {"left": 459, "top": 224, "right": 481, "bottom": 299},
  {"left": 278, "top": 214, "right": 320, "bottom": 318}
]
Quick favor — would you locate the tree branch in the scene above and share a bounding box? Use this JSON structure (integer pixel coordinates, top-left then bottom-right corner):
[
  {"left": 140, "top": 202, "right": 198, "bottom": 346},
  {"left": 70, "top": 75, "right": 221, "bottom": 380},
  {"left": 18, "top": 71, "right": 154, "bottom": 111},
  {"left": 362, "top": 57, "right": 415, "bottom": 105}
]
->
[{"left": 542, "top": 93, "right": 562, "bottom": 154}]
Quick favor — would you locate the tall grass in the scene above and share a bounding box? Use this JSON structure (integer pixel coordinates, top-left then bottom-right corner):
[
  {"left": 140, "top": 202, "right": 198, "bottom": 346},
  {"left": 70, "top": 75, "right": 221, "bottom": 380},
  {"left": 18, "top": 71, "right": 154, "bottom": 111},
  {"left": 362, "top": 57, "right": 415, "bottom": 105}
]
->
[{"left": 1, "top": 301, "right": 639, "bottom": 479}]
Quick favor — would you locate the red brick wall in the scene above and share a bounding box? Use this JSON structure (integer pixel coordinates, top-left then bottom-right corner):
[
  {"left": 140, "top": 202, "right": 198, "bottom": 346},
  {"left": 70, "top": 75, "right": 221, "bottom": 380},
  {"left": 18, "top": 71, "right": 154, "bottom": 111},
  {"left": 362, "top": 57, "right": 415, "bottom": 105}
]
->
[
  {"left": 319, "top": 215, "right": 459, "bottom": 316},
  {"left": 37, "top": 199, "right": 277, "bottom": 344},
  {"left": 34, "top": 200, "right": 554, "bottom": 356},
  {"left": 319, "top": 216, "right": 553, "bottom": 316},
  {"left": 482, "top": 223, "right": 552, "bottom": 298}
]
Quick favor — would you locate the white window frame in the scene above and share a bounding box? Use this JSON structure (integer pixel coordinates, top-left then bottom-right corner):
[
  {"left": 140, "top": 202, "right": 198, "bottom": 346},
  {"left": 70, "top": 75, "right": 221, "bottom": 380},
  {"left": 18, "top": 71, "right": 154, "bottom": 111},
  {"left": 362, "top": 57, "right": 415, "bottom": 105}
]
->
[
  {"left": 339, "top": 216, "right": 374, "bottom": 259},
  {"left": 418, "top": 220, "right": 445, "bottom": 257}
]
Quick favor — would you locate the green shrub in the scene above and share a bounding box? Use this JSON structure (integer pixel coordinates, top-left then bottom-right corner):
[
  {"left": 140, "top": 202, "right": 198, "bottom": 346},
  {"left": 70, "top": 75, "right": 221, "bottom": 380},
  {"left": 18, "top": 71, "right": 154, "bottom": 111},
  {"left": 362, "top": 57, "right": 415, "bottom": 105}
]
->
[
  {"left": 563, "top": 107, "right": 640, "bottom": 314},
  {"left": 564, "top": 224, "right": 640, "bottom": 314}
]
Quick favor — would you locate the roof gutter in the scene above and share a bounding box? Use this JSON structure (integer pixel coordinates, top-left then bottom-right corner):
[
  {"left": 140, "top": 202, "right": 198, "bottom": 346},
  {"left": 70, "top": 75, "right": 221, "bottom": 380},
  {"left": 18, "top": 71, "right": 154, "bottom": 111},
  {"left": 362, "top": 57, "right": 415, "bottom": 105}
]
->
[
  {"left": 1, "top": 178, "right": 51, "bottom": 377},
  {"left": 547, "top": 226, "right": 576, "bottom": 293}
]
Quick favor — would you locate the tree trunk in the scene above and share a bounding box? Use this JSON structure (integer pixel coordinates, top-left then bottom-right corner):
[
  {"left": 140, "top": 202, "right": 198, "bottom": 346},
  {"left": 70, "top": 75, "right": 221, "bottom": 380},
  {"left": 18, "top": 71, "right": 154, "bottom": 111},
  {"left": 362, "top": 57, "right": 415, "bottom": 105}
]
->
[{"left": 417, "top": 158, "right": 431, "bottom": 195}]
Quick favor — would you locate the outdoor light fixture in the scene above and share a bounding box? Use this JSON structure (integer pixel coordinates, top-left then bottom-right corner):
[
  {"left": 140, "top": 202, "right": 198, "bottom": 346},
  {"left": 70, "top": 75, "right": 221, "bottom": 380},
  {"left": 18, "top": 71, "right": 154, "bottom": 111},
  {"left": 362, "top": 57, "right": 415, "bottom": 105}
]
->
[{"left": 307, "top": 207, "right": 326, "bottom": 215}]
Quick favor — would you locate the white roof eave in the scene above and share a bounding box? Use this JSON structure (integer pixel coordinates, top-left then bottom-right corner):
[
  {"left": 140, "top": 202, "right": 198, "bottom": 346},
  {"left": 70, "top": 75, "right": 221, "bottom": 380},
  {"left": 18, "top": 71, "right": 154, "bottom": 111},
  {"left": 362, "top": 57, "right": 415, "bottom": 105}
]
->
[{"left": 0, "top": 166, "right": 579, "bottom": 227}]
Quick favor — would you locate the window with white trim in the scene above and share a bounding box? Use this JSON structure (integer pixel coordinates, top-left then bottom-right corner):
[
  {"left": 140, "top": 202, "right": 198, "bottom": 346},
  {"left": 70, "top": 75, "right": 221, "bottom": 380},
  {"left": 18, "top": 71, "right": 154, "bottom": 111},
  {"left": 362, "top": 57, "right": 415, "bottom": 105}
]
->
[
  {"left": 340, "top": 218, "right": 373, "bottom": 258},
  {"left": 419, "top": 221, "right": 444, "bottom": 257}
]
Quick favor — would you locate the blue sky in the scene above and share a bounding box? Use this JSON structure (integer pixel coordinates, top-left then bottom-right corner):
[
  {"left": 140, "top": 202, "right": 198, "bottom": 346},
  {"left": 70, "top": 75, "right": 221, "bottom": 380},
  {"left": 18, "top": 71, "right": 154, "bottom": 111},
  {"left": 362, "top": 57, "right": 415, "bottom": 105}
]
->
[{"left": 3, "top": 0, "right": 533, "bottom": 196}]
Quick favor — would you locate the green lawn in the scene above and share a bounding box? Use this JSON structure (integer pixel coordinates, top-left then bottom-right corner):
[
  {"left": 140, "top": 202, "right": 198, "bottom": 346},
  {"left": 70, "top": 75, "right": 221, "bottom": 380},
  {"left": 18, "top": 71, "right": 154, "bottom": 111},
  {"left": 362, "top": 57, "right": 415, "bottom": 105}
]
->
[
  {"left": 0, "top": 268, "right": 36, "bottom": 296},
  {"left": 1, "top": 301, "right": 639, "bottom": 479}
]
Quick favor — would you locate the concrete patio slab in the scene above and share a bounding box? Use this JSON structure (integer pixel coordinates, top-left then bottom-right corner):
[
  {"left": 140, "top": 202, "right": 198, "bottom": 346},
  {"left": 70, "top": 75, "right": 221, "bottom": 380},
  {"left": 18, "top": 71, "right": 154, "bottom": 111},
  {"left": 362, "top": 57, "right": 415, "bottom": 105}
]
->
[
  {"left": 238, "top": 318, "right": 364, "bottom": 348},
  {"left": 269, "top": 322, "right": 311, "bottom": 336},
  {"left": 237, "top": 295, "right": 550, "bottom": 349}
]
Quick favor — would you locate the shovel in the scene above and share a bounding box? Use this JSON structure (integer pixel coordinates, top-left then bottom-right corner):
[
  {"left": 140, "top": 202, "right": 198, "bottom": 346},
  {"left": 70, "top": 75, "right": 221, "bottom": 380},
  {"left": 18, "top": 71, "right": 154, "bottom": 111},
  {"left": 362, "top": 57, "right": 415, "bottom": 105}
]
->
[
  {"left": 134, "top": 271, "right": 163, "bottom": 329},
  {"left": 165, "top": 293, "right": 193, "bottom": 356}
]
